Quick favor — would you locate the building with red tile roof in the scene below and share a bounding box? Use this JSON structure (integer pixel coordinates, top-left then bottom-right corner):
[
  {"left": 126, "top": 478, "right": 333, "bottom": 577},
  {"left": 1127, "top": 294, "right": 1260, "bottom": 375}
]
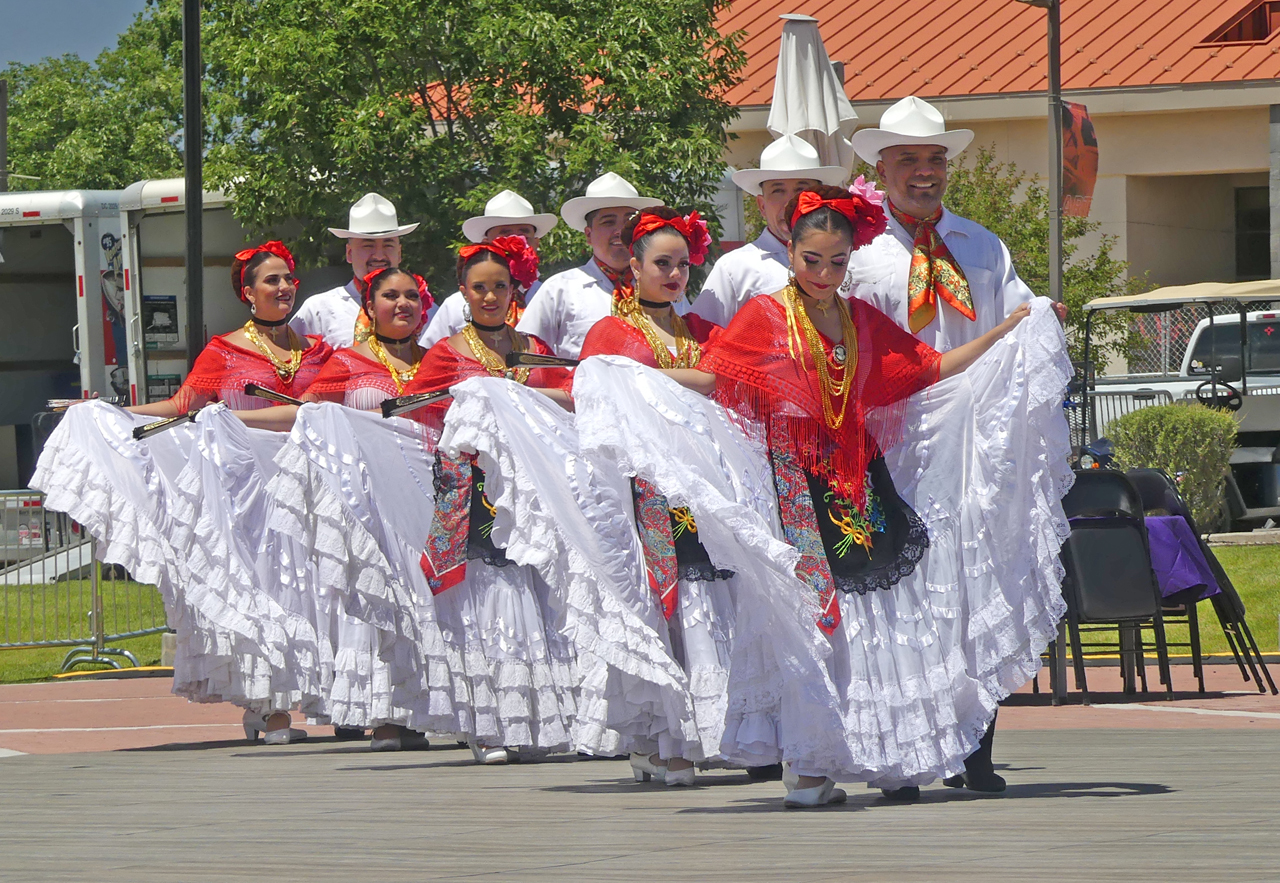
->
[{"left": 716, "top": 2, "right": 1280, "bottom": 286}]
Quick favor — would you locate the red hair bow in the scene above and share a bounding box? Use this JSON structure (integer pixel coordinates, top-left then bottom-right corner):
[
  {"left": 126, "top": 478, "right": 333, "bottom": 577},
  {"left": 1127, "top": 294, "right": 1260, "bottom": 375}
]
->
[
  {"left": 630, "top": 211, "right": 712, "bottom": 266},
  {"left": 233, "top": 240, "right": 296, "bottom": 301},
  {"left": 790, "top": 191, "right": 887, "bottom": 250},
  {"left": 459, "top": 235, "right": 540, "bottom": 290}
]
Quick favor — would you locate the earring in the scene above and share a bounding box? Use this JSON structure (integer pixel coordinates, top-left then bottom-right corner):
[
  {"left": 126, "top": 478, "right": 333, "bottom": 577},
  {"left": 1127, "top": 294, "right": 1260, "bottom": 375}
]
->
[{"left": 462, "top": 301, "right": 472, "bottom": 322}]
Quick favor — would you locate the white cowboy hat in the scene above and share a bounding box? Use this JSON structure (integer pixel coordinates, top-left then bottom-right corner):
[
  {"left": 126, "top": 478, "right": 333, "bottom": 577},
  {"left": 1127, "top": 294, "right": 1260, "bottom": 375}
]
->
[
  {"left": 560, "top": 172, "right": 664, "bottom": 233},
  {"left": 732, "top": 134, "right": 848, "bottom": 196},
  {"left": 328, "top": 192, "right": 420, "bottom": 239},
  {"left": 850, "top": 96, "right": 974, "bottom": 166},
  {"left": 461, "top": 189, "right": 559, "bottom": 243}
]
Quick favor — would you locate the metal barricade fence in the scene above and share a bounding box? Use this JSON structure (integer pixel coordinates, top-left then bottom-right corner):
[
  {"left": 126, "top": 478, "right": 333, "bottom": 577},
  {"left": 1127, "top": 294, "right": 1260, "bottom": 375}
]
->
[
  {"left": 1070, "top": 389, "right": 1175, "bottom": 444},
  {"left": 0, "top": 490, "right": 169, "bottom": 671}
]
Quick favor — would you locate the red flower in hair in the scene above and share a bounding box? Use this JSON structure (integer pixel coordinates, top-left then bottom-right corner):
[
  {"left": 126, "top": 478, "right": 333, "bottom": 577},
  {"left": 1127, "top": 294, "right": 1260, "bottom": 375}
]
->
[
  {"left": 233, "top": 240, "right": 296, "bottom": 301},
  {"left": 630, "top": 211, "right": 713, "bottom": 266},
  {"left": 791, "top": 192, "right": 887, "bottom": 250},
  {"left": 459, "top": 235, "right": 540, "bottom": 290}
]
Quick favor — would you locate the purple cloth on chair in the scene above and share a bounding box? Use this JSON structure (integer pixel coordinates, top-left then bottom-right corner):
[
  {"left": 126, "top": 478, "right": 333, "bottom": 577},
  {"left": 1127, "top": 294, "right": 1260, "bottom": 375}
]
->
[{"left": 1144, "top": 515, "right": 1222, "bottom": 601}]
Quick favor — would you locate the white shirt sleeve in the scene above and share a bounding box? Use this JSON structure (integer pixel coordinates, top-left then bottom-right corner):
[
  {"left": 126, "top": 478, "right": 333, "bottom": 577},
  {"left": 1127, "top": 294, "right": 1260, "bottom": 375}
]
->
[
  {"left": 691, "top": 261, "right": 736, "bottom": 327},
  {"left": 420, "top": 295, "right": 465, "bottom": 348},
  {"left": 515, "top": 282, "right": 563, "bottom": 352},
  {"left": 994, "top": 238, "right": 1035, "bottom": 318}
]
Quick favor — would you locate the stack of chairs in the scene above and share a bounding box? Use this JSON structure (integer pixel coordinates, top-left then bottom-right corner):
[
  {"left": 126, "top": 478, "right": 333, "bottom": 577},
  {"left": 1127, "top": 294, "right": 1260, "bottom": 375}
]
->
[
  {"left": 1057, "top": 469, "right": 1174, "bottom": 704},
  {"left": 1126, "top": 468, "right": 1277, "bottom": 696}
]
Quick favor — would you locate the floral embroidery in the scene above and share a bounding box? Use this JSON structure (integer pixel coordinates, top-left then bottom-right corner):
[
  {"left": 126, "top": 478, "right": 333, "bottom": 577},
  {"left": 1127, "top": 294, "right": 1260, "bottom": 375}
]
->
[
  {"left": 632, "top": 478, "right": 679, "bottom": 620},
  {"left": 670, "top": 507, "right": 697, "bottom": 540},
  {"left": 824, "top": 475, "right": 887, "bottom": 559},
  {"left": 420, "top": 454, "right": 473, "bottom": 594},
  {"left": 770, "top": 449, "right": 841, "bottom": 634}
]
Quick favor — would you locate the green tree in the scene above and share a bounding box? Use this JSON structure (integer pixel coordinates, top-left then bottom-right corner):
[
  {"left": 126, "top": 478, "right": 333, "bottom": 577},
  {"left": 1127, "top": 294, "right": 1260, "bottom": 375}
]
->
[
  {"left": 3, "top": 2, "right": 185, "bottom": 190},
  {"left": 200, "top": 0, "right": 746, "bottom": 286}
]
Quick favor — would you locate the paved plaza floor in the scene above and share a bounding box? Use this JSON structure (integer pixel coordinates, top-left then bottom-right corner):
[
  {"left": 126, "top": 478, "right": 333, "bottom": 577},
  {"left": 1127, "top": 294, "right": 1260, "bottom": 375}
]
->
[{"left": 2, "top": 666, "right": 1279, "bottom": 882}]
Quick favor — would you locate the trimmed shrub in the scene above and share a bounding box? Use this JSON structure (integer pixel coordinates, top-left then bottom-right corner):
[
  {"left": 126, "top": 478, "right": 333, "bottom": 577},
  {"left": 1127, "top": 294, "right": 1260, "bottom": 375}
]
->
[{"left": 1109, "top": 403, "right": 1237, "bottom": 529}]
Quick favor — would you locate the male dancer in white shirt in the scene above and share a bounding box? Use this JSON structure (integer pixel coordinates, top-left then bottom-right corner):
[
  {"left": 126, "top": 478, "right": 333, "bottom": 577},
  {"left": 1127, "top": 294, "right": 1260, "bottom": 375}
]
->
[
  {"left": 290, "top": 193, "right": 427, "bottom": 347},
  {"left": 847, "top": 95, "right": 1066, "bottom": 799},
  {"left": 516, "top": 172, "right": 667, "bottom": 359},
  {"left": 421, "top": 189, "right": 558, "bottom": 347},
  {"left": 690, "top": 134, "right": 846, "bottom": 326}
]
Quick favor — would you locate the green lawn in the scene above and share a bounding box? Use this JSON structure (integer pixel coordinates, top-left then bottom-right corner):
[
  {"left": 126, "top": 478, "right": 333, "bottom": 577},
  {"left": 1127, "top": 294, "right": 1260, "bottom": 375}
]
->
[
  {"left": 1, "top": 545, "right": 1276, "bottom": 685},
  {"left": 0, "top": 575, "right": 168, "bottom": 684}
]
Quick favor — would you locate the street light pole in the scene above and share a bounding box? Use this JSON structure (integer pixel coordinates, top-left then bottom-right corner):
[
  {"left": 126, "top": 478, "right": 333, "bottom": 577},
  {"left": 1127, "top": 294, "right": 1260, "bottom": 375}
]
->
[
  {"left": 1017, "top": 0, "right": 1064, "bottom": 305},
  {"left": 182, "top": 0, "right": 204, "bottom": 368}
]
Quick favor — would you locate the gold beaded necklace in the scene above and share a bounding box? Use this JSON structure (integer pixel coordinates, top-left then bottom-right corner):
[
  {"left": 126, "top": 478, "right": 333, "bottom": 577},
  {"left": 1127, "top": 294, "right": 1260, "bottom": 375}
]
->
[
  {"left": 460, "top": 322, "right": 532, "bottom": 384},
  {"left": 243, "top": 319, "right": 303, "bottom": 382},
  {"left": 783, "top": 280, "right": 857, "bottom": 430},
  {"left": 612, "top": 294, "right": 701, "bottom": 369},
  {"left": 368, "top": 334, "right": 423, "bottom": 394}
]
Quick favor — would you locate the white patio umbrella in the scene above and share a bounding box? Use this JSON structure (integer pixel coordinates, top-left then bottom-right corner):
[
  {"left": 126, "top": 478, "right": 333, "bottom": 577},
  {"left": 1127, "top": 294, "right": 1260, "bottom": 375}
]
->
[{"left": 766, "top": 14, "right": 858, "bottom": 173}]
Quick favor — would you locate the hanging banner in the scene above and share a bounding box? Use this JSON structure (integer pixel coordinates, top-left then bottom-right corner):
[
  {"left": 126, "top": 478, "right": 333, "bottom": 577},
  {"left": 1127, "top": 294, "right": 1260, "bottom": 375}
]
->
[{"left": 1062, "top": 101, "right": 1098, "bottom": 218}]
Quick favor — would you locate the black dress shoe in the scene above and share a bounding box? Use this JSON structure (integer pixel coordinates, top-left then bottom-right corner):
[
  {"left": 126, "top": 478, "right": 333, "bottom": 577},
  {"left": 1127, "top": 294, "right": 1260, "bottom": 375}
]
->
[
  {"left": 943, "top": 774, "right": 965, "bottom": 788},
  {"left": 333, "top": 726, "right": 366, "bottom": 740},
  {"left": 879, "top": 785, "right": 920, "bottom": 801},
  {"left": 946, "top": 714, "right": 1006, "bottom": 793},
  {"left": 746, "top": 764, "right": 784, "bottom": 782}
]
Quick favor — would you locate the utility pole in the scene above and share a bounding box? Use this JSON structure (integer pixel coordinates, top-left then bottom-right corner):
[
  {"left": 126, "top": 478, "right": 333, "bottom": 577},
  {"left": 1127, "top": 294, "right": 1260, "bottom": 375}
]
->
[
  {"left": 1015, "top": 0, "right": 1064, "bottom": 304},
  {"left": 1, "top": 78, "right": 9, "bottom": 193},
  {"left": 182, "top": 0, "right": 204, "bottom": 367}
]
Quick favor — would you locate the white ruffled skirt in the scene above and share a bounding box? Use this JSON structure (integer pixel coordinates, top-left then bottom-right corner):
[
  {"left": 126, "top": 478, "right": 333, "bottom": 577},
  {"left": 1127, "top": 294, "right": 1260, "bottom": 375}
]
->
[{"left": 571, "top": 296, "right": 1073, "bottom": 785}]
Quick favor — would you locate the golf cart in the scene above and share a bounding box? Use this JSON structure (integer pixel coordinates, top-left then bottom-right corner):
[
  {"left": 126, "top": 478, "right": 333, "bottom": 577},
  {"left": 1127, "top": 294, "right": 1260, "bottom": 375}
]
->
[{"left": 1079, "top": 279, "right": 1280, "bottom": 530}]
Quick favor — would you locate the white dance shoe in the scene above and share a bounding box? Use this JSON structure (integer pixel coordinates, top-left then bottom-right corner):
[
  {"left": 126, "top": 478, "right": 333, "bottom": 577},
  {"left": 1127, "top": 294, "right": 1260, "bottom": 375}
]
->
[
  {"left": 471, "top": 743, "right": 512, "bottom": 765},
  {"left": 243, "top": 711, "right": 308, "bottom": 745},
  {"left": 783, "top": 777, "right": 847, "bottom": 808},
  {"left": 371, "top": 728, "right": 431, "bottom": 752},
  {"left": 663, "top": 764, "right": 696, "bottom": 787},
  {"left": 629, "top": 753, "right": 666, "bottom": 783}
]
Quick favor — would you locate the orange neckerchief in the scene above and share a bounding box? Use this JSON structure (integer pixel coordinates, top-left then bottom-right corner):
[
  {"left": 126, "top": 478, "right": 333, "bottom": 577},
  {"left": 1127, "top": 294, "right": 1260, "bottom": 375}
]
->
[{"left": 888, "top": 202, "right": 975, "bottom": 333}]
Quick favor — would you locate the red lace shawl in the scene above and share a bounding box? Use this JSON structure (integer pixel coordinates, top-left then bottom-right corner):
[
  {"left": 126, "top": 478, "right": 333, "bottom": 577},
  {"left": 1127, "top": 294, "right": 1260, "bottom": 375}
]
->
[
  {"left": 303, "top": 347, "right": 401, "bottom": 405},
  {"left": 401, "top": 333, "right": 572, "bottom": 433},
  {"left": 168, "top": 332, "right": 333, "bottom": 412},
  {"left": 579, "top": 313, "right": 721, "bottom": 368},
  {"left": 702, "top": 295, "right": 941, "bottom": 506}
]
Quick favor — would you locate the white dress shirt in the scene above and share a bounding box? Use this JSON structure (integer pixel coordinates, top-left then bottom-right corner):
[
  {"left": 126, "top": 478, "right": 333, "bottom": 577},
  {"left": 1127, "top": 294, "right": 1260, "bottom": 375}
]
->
[
  {"left": 516, "top": 261, "right": 688, "bottom": 359},
  {"left": 690, "top": 229, "right": 790, "bottom": 327},
  {"left": 420, "top": 280, "right": 542, "bottom": 348},
  {"left": 847, "top": 208, "right": 1034, "bottom": 352},
  {"left": 290, "top": 281, "right": 363, "bottom": 349}
]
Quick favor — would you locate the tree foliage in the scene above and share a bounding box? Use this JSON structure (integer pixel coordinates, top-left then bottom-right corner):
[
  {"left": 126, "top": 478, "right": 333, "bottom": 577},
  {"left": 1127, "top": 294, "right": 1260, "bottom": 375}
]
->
[
  {"left": 3, "top": 3, "right": 185, "bottom": 190},
  {"left": 4, "top": 0, "right": 745, "bottom": 289},
  {"left": 200, "top": 0, "right": 745, "bottom": 285}
]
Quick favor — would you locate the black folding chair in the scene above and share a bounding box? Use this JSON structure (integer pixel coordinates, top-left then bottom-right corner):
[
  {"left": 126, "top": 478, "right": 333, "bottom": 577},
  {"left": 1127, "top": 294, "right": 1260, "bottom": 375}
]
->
[
  {"left": 1058, "top": 469, "right": 1174, "bottom": 704},
  {"left": 1127, "top": 467, "right": 1277, "bottom": 696},
  {"left": 1126, "top": 468, "right": 1207, "bottom": 694}
]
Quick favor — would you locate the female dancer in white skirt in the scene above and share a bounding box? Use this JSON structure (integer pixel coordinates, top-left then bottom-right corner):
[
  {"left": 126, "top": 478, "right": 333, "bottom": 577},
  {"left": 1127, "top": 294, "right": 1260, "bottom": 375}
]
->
[
  {"left": 577, "top": 207, "right": 731, "bottom": 785},
  {"left": 31, "top": 240, "right": 332, "bottom": 744},
  {"left": 573, "top": 184, "right": 1071, "bottom": 807},
  {"left": 262, "top": 237, "right": 583, "bottom": 763}
]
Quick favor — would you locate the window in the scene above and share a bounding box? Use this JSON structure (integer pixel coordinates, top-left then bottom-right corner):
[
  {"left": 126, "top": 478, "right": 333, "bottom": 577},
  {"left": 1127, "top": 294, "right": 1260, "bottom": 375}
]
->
[
  {"left": 1186, "top": 317, "right": 1280, "bottom": 375},
  {"left": 1208, "top": 1, "right": 1280, "bottom": 43},
  {"left": 1236, "top": 186, "right": 1270, "bottom": 281}
]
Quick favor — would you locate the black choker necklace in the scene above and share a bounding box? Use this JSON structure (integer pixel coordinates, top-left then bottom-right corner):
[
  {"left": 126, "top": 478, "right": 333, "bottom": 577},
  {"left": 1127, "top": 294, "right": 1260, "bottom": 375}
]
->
[
  {"left": 251, "top": 315, "right": 290, "bottom": 328},
  {"left": 638, "top": 297, "right": 671, "bottom": 310},
  {"left": 470, "top": 319, "right": 506, "bottom": 333},
  {"left": 375, "top": 332, "right": 415, "bottom": 346}
]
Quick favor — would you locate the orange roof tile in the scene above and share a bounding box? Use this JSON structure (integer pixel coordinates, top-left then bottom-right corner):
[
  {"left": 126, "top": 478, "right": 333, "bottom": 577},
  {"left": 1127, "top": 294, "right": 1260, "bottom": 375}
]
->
[{"left": 718, "top": 0, "right": 1280, "bottom": 107}]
